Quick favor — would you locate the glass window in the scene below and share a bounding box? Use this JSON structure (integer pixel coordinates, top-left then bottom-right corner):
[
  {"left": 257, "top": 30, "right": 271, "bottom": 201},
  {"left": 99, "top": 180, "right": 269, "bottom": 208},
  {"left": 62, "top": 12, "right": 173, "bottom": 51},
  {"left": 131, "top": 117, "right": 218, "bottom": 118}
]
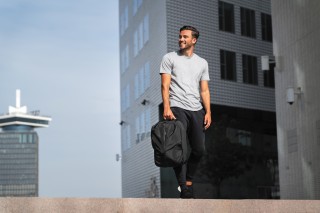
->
[
  {"left": 28, "top": 134, "right": 33, "bottom": 144},
  {"left": 220, "top": 49, "right": 237, "bottom": 81},
  {"left": 145, "top": 108, "right": 151, "bottom": 137},
  {"left": 219, "top": 1, "right": 235, "bottom": 33},
  {"left": 121, "top": 127, "right": 125, "bottom": 150},
  {"left": 124, "top": 6, "right": 128, "bottom": 30},
  {"left": 133, "top": 14, "right": 149, "bottom": 56},
  {"left": 125, "top": 45, "right": 129, "bottom": 70},
  {"left": 143, "top": 14, "right": 149, "bottom": 44},
  {"left": 22, "top": 134, "right": 27, "bottom": 143},
  {"left": 120, "top": 6, "right": 128, "bottom": 36},
  {"left": 261, "top": 13, "right": 273, "bottom": 42},
  {"left": 134, "top": 73, "right": 139, "bottom": 99},
  {"left": 264, "top": 63, "right": 275, "bottom": 88},
  {"left": 242, "top": 54, "right": 258, "bottom": 85},
  {"left": 133, "top": 0, "right": 143, "bottom": 15},
  {"left": 139, "top": 68, "right": 145, "bottom": 96},
  {"left": 135, "top": 116, "right": 140, "bottom": 143},
  {"left": 140, "top": 113, "right": 145, "bottom": 141},
  {"left": 133, "top": 0, "right": 138, "bottom": 15},
  {"left": 138, "top": 22, "right": 144, "bottom": 51},
  {"left": 121, "top": 84, "right": 131, "bottom": 112},
  {"left": 144, "top": 62, "right": 150, "bottom": 89},
  {"left": 120, "top": 50, "right": 125, "bottom": 74},
  {"left": 126, "top": 126, "right": 131, "bottom": 150},
  {"left": 134, "top": 30, "right": 138, "bottom": 57},
  {"left": 122, "top": 125, "right": 131, "bottom": 151},
  {"left": 121, "top": 45, "right": 129, "bottom": 73},
  {"left": 121, "top": 89, "right": 125, "bottom": 112},
  {"left": 126, "top": 84, "right": 130, "bottom": 109},
  {"left": 241, "top": 7, "right": 256, "bottom": 38}
]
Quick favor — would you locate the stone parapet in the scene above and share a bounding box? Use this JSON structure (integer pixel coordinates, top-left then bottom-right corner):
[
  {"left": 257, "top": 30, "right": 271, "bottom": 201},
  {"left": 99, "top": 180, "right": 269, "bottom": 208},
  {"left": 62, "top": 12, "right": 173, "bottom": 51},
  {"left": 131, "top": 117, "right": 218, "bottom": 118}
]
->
[{"left": 1, "top": 198, "right": 320, "bottom": 213}]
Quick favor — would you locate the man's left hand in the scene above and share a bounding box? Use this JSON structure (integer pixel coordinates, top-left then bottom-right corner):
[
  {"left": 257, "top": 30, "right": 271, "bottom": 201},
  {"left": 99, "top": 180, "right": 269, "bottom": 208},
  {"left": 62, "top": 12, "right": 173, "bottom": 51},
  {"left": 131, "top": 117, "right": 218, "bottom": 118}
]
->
[{"left": 204, "top": 113, "right": 211, "bottom": 130}]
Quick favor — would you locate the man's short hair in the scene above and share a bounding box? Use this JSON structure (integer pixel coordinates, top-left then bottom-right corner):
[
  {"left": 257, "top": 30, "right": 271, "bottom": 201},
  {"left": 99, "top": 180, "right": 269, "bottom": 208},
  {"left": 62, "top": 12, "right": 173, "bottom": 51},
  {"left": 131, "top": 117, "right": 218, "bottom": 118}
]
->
[{"left": 180, "top": 26, "right": 199, "bottom": 39}]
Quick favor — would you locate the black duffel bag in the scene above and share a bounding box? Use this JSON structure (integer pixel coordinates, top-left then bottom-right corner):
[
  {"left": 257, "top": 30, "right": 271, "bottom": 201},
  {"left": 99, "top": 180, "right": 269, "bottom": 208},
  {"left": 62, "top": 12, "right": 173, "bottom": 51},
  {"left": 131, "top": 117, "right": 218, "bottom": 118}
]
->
[{"left": 151, "top": 120, "right": 188, "bottom": 167}]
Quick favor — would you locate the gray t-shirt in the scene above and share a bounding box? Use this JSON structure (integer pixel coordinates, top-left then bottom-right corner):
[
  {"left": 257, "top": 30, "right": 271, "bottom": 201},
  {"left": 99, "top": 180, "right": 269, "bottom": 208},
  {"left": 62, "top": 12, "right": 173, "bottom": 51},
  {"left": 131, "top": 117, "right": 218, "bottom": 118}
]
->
[{"left": 160, "top": 51, "right": 210, "bottom": 111}]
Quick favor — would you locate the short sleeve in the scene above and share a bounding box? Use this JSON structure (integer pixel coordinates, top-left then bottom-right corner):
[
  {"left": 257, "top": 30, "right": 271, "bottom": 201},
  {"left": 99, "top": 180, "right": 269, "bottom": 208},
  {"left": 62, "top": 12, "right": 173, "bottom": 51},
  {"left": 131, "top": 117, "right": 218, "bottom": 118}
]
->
[
  {"left": 160, "top": 54, "right": 172, "bottom": 74},
  {"left": 200, "top": 60, "right": 210, "bottom": 81}
]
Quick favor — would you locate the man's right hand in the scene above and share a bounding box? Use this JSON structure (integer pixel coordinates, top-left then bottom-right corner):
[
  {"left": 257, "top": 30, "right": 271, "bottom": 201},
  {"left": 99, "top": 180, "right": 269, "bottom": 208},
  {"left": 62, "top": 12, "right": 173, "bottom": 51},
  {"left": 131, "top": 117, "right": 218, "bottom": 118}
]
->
[{"left": 163, "top": 108, "right": 176, "bottom": 120}]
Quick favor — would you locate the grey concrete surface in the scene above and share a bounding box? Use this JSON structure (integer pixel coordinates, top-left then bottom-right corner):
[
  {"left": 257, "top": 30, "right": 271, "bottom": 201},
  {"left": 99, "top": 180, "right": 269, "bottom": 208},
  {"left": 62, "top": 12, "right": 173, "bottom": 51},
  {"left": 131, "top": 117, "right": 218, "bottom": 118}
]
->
[{"left": 1, "top": 198, "right": 320, "bottom": 213}]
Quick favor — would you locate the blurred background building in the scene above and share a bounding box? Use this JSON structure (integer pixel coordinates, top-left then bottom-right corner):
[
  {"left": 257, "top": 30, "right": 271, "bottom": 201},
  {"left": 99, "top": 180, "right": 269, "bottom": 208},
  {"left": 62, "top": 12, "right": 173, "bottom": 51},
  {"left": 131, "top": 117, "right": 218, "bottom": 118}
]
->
[
  {"left": 0, "top": 90, "right": 51, "bottom": 197},
  {"left": 119, "top": 0, "right": 278, "bottom": 198},
  {"left": 271, "top": 0, "right": 320, "bottom": 199}
]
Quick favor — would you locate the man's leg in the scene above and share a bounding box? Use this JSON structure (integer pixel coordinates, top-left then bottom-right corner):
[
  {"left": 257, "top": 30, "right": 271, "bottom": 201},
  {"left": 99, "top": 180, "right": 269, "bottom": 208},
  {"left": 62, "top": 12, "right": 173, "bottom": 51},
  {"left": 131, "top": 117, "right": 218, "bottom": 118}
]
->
[
  {"left": 186, "top": 109, "right": 206, "bottom": 185},
  {"left": 170, "top": 107, "right": 192, "bottom": 198},
  {"left": 170, "top": 107, "right": 189, "bottom": 185}
]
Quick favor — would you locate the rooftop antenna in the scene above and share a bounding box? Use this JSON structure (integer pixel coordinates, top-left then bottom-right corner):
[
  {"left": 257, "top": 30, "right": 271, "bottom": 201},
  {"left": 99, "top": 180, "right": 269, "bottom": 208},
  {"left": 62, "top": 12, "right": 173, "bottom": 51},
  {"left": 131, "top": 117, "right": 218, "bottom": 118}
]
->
[{"left": 8, "top": 89, "right": 27, "bottom": 114}]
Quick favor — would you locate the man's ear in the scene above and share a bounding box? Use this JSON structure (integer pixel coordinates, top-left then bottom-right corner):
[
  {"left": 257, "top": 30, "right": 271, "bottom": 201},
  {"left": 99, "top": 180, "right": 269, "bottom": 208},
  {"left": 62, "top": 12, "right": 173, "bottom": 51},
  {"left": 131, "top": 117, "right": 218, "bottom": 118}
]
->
[{"left": 192, "top": 38, "right": 197, "bottom": 44}]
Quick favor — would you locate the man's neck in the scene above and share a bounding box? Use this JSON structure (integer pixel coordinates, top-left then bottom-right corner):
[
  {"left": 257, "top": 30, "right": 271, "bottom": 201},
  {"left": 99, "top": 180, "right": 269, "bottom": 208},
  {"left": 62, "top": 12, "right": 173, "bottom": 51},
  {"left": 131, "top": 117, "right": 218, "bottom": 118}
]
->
[{"left": 180, "top": 47, "right": 194, "bottom": 57}]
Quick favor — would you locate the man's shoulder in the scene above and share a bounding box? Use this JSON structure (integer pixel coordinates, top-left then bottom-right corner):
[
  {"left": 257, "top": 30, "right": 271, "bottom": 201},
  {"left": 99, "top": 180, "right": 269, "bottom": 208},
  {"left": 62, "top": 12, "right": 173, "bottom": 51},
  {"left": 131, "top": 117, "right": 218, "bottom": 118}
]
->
[
  {"left": 163, "top": 51, "right": 179, "bottom": 58},
  {"left": 193, "top": 53, "right": 208, "bottom": 64},
  {"left": 162, "top": 51, "right": 180, "bottom": 64}
]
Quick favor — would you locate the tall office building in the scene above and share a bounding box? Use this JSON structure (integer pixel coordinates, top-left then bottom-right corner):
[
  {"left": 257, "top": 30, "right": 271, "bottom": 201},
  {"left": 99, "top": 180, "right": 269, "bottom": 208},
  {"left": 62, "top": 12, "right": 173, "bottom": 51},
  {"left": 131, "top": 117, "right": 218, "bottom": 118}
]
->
[
  {"left": 119, "top": 0, "right": 277, "bottom": 198},
  {"left": 271, "top": 0, "right": 320, "bottom": 199},
  {"left": 0, "top": 90, "right": 51, "bottom": 197}
]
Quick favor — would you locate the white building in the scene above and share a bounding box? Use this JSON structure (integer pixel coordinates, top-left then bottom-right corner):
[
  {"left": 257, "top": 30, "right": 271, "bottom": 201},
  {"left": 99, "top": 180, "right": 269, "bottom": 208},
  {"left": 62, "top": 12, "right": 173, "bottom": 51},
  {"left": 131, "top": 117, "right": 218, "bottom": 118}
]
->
[{"left": 271, "top": 0, "right": 320, "bottom": 199}]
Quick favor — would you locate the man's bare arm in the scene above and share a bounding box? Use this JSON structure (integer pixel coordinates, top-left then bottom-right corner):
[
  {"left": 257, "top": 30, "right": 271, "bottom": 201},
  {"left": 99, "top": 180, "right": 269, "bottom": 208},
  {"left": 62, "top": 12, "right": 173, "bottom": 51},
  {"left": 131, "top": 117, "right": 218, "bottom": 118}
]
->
[
  {"left": 161, "top": 73, "right": 176, "bottom": 120},
  {"left": 200, "top": 80, "right": 211, "bottom": 129}
]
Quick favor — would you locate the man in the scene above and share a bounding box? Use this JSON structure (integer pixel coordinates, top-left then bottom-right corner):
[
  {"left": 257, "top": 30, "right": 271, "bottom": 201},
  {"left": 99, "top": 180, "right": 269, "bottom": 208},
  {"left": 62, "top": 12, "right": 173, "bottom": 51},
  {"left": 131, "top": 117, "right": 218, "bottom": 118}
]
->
[{"left": 160, "top": 26, "right": 211, "bottom": 198}]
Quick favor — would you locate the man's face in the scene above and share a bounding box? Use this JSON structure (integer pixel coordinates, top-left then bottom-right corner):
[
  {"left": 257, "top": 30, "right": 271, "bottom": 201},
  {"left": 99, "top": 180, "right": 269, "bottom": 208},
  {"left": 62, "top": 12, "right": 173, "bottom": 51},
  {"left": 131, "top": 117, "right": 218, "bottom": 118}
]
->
[{"left": 179, "top": 30, "right": 197, "bottom": 50}]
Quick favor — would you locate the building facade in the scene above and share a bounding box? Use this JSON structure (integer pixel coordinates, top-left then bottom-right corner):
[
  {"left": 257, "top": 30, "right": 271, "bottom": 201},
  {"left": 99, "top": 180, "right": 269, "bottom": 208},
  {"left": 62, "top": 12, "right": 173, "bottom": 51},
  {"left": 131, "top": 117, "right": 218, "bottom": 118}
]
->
[
  {"left": 271, "top": 0, "right": 320, "bottom": 199},
  {"left": 0, "top": 90, "right": 51, "bottom": 197},
  {"left": 119, "top": 0, "right": 277, "bottom": 198}
]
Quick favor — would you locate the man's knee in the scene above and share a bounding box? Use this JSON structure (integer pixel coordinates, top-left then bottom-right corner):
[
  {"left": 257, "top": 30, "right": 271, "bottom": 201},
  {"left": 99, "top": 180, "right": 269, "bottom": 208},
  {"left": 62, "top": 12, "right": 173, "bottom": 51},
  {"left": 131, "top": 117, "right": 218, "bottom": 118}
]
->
[{"left": 191, "top": 146, "right": 205, "bottom": 159}]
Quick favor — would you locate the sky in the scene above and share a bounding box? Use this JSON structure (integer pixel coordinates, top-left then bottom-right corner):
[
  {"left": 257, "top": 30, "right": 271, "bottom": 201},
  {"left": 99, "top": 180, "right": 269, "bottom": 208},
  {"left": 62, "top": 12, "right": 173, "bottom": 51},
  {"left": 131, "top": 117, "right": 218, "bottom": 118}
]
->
[{"left": 0, "top": 0, "right": 121, "bottom": 197}]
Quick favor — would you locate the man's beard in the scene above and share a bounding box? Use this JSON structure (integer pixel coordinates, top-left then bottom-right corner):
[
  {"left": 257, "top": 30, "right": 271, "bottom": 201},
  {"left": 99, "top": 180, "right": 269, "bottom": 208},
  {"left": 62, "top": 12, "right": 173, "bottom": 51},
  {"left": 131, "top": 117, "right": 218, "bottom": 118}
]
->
[{"left": 179, "top": 42, "right": 193, "bottom": 52}]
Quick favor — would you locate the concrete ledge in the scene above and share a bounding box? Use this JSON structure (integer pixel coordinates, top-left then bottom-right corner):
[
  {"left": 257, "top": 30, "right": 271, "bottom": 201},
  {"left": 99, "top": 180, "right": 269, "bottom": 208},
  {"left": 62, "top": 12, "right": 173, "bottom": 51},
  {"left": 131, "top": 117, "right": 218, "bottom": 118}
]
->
[{"left": 1, "top": 198, "right": 320, "bottom": 213}]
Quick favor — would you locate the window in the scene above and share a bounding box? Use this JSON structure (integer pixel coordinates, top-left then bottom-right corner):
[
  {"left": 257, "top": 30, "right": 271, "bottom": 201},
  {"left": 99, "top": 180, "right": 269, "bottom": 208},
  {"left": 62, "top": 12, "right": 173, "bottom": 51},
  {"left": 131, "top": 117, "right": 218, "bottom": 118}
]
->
[
  {"left": 135, "top": 110, "right": 151, "bottom": 143},
  {"left": 145, "top": 108, "right": 151, "bottom": 137},
  {"left": 242, "top": 54, "right": 258, "bottom": 85},
  {"left": 238, "top": 130, "right": 252, "bottom": 146},
  {"left": 261, "top": 13, "right": 273, "bottom": 42},
  {"left": 135, "top": 116, "right": 140, "bottom": 143},
  {"left": 219, "top": 1, "right": 235, "bottom": 33},
  {"left": 134, "top": 62, "right": 150, "bottom": 99},
  {"left": 227, "top": 128, "right": 252, "bottom": 146},
  {"left": 144, "top": 62, "right": 150, "bottom": 89},
  {"left": 140, "top": 113, "right": 145, "bottom": 141},
  {"left": 139, "top": 68, "right": 145, "bottom": 96},
  {"left": 121, "top": 45, "right": 129, "bottom": 73},
  {"left": 122, "top": 125, "right": 131, "bottom": 151},
  {"left": 143, "top": 14, "right": 149, "bottom": 44},
  {"left": 134, "top": 73, "right": 139, "bottom": 99},
  {"left": 133, "top": 31, "right": 138, "bottom": 56},
  {"left": 133, "top": 14, "right": 149, "bottom": 57},
  {"left": 264, "top": 63, "right": 275, "bottom": 88},
  {"left": 121, "top": 84, "right": 130, "bottom": 112},
  {"left": 241, "top": 7, "right": 256, "bottom": 38},
  {"left": 133, "top": 0, "right": 143, "bottom": 15},
  {"left": 138, "top": 22, "right": 144, "bottom": 51},
  {"left": 120, "top": 6, "right": 128, "bottom": 36},
  {"left": 220, "top": 49, "right": 236, "bottom": 81}
]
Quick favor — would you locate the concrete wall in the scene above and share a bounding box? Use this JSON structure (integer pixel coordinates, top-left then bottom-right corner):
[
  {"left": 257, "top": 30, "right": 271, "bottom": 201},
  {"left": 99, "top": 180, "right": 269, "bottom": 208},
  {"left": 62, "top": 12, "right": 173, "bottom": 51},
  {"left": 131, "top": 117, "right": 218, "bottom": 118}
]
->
[
  {"left": 271, "top": 0, "right": 320, "bottom": 199},
  {"left": 1, "top": 198, "right": 320, "bottom": 213}
]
